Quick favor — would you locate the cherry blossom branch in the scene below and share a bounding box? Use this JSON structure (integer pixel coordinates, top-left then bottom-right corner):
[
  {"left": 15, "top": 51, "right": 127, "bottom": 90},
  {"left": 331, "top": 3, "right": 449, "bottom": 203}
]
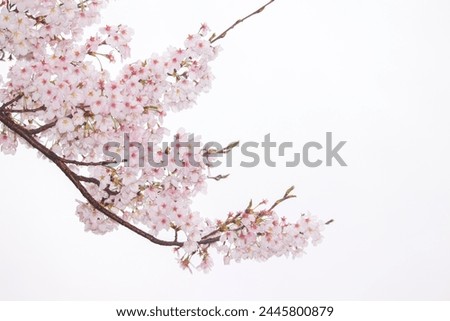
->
[
  {"left": 76, "top": 175, "right": 102, "bottom": 185},
  {"left": 0, "top": 110, "right": 234, "bottom": 247},
  {"left": 0, "top": 97, "right": 232, "bottom": 246},
  {"left": 0, "top": 96, "right": 313, "bottom": 251},
  {"left": 76, "top": 174, "right": 120, "bottom": 196},
  {"left": 4, "top": 106, "right": 112, "bottom": 166},
  {"left": 0, "top": 2, "right": 332, "bottom": 270},
  {"left": 28, "top": 120, "right": 57, "bottom": 135},
  {"left": 210, "top": 0, "right": 276, "bottom": 43}
]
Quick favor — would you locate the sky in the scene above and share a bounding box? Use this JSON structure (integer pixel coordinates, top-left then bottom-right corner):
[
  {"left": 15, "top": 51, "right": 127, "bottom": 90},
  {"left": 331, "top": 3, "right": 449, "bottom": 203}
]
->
[{"left": 0, "top": 0, "right": 449, "bottom": 300}]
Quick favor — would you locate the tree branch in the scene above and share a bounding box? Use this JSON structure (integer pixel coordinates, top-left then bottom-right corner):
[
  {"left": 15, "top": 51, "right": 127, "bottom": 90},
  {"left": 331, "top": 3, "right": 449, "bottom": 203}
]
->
[
  {"left": 28, "top": 120, "right": 57, "bottom": 135},
  {"left": 210, "top": 0, "right": 276, "bottom": 43},
  {"left": 0, "top": 112, "right": 184, "bottom": 247},
  {"left": 0, "top": 112, "right": 227, "bottom": 247},
  {"left": 62, "top": 158, "right": 116, "bottom": 166},
  {"left": 3, "top": 105, "right": 46, "bottom": 113},
  {"left": 0, "top": 1, "right": 288, "bottom": 251},
  {"left": 0, "top": 111, "right": 312, "bottom": 249},
  {"left": 76, "top": 174, "right": 119, "bottom": 196},
  {"left": 0, "top": 94, "right": 24, "bottom": 111}
]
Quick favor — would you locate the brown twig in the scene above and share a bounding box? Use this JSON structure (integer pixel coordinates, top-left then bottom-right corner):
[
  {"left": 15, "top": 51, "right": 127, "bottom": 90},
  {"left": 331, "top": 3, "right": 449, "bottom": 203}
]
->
[
  {"left": 268, "top": 186, "right": 297, "bottom": 212},
  {"left": 210, "top": 0, "right": 276, "bottom": 44},
  {"left": 61, "top": 158, "right": 116, "bottom": 166}
]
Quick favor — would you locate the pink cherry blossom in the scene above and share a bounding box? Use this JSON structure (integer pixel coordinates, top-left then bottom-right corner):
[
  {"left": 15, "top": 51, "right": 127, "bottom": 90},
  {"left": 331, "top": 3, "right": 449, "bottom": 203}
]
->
[{"left": 0, "top": 0, "right": 330, "bottom": 272}]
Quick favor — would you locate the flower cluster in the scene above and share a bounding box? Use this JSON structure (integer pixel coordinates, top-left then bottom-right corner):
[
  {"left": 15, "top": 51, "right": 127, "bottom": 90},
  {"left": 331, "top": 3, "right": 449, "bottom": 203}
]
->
[
  {"left": 0, "top": 0, "right": 327, "bottom": 272},
  {"left": 217, "top": 212, "right": 324, "bottom": 264},
  {"left": 0, "top": 129, "right": 16, "bottom": 154}
]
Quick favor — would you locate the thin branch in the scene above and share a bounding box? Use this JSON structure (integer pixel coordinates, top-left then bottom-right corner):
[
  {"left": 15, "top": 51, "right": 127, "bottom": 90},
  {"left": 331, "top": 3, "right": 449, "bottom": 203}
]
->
[
  {"left": 207, "top": 174, "right": 230, "bottom": 181},
  {"left": 4, "top": 105, "right": 46, "bottom": 113},
  {"left": 28, "top": 120, "right": 57, "bottom": 135},
  {"left": 0, "top": 1, "right": 319, "bottom": 251},
  {"left": 210, "top": 0, "right": 276, "bottom": 44},
  {"left": 76, "top": 175, "right": 119, "bottom": 196},
  {"left": 0, "top": 112, "right": 182, "bottom": 246},
  {"left": 61, "top": 158, "right": 116, "bottom": 166},
  {"left": 0, "top": 94, "right": 24, "bottom": 111},
  {"left": 77, "top": 175, "right": 101, "bottom": 185},
  {"left": 268, "top": 186, "right": 297, "bottom": 212},
  {"left": 199, "top": 235, "right": 220, "bottom": 244},
  {"left": 203, "top": 141, "right": 239, "bottom": 157}
]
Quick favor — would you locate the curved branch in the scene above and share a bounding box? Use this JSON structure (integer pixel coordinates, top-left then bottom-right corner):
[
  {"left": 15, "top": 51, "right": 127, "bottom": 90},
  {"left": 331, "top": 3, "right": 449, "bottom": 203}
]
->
[
  {"left": 0, "top": 112, "right": 184, "bottom": 247},
  {"left": 0, "top": 94, "right": 24, "bottom": 111}
]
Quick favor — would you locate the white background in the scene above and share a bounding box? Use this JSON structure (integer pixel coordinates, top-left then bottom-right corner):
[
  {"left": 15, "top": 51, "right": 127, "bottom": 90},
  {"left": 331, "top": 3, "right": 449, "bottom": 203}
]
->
[{"left": 1, "top": 0, "right": 449, "bottom": 300}]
